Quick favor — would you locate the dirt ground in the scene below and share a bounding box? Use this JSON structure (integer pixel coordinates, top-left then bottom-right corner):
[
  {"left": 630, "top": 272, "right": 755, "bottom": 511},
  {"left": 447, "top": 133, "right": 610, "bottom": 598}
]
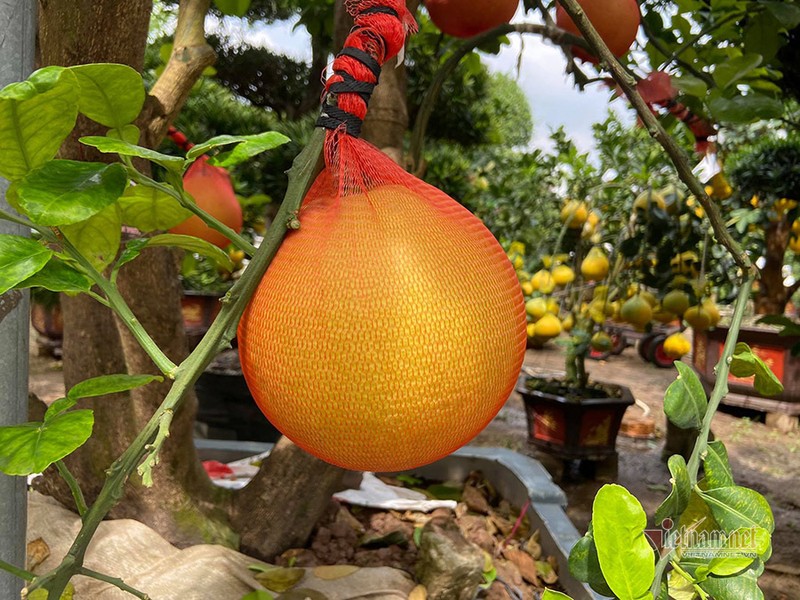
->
[{"left": 28, "top": 335, "right": 800, "bottom": 599}]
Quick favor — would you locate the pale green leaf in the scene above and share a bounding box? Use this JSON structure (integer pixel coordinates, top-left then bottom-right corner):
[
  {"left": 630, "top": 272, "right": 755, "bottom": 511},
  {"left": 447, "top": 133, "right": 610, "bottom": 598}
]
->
[
  {"left": 698, "top": 485, "right": 775, "bottom": 536},
  {"left": 69, "top": 64, "right": 145, "bottom": 129},
  {"left": 16, "top": 160, "right": 127, "bottom": 226},
  {"left": 0, "top": 410, "right": 93, "bottom": 476},
  {"left": 730, "top": 343, "right": 783, "bottom": 397},
  {"left": 664, "top": 362, "right": 707, "bottom": 429},
  {"left": 67, "top": 373, "right": 162, "bottom": 402},
  {"left": 15, "top": 259, "right": 92, "bottom": 294},
  {"left": 146, "top": 233, "right": 234, "bottom": 270},
  {"left": 61, "top": 203, "right": 122, "bottom": 271},
  {"left": 187, "top": 132, "right": 290, "bottom": 167},
  {"left": 704, "top": 440, "right": 734, "bottom": 489},
  {"left": 698, "top": 564, "right": 764, "bottom": 600},
  {"left": 591, "top": 485, "right": 655, "bottom": 600},
  {"left": 0, "top": 235, "right": 52, "bottom": 295},
  {"left": 541, "top": 591, "right": 574, "bottom": 600},
  {"left": 0, "top": 67, "right": 79, "bottom": 181},
  {"left": 79, "top": 136, "right": 185, "bottom": 171},
  {"left": 655, "top": 454, "right": 691, "bottom": 525},
  {"left": 672, "top": 75, "right": 708, "bottom": 98},
  {"left": 119, "top": 185, "right": 192, "bottom": 232}
]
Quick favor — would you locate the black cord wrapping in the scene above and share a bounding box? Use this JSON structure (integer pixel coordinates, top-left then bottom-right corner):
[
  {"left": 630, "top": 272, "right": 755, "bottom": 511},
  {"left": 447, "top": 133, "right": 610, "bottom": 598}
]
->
[{"left": 316, "top": 43, "right": 386, "bottom": 137}]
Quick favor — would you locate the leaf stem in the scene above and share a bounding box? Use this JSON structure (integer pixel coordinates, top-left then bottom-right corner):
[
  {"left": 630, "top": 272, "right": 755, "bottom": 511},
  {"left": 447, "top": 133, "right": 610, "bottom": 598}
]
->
[
  {"left": 56, "top": 234, "right": 179, "bottom": 378},
  {"left": 685, "top": 275, "right": 755, "bottom": 485},
  {"left": 0, "top": 558, "right": 35, "bottom": 582},
  {"left": 0, "top": 207, "right": 59, "bottom": 244},
  {"left": 77, "top": 567, "right": 150, "bottom": 600},
  {"left": 128, "top": 169, "right": 257, "bottom": 256},
  {"left": 651, "top": 549, "right": 676, "bottom": 598},
  {"left": 55, "top": 459, "right": 88, "bottom": 518},
  {"left": 28, "top": 128, "right": 326, "bottom": 600}
]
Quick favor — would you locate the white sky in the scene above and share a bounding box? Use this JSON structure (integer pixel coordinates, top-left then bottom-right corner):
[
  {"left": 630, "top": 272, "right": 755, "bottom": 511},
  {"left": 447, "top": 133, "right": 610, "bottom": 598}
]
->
[{"left": 207, "top": 8, "right": 636, "bottom": 153}]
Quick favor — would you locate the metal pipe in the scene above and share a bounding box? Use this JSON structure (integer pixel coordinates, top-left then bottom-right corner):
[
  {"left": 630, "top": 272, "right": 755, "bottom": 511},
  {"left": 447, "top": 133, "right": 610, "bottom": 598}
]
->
[{"left": 0, "top": 2, "right": 37, "bottom": 597}]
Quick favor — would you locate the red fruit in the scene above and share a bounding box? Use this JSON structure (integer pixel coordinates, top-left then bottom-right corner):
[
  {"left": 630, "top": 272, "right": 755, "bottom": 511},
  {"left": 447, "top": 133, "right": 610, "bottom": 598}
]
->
[
  {"left": 426, "top": 0, "right": 519, "bottom": 39},
  {"left": 170, "top": 157, "right": 243, "bottom": 249},
  {"left": 556, "top": 0, "right": 640, "bottom": 63}
]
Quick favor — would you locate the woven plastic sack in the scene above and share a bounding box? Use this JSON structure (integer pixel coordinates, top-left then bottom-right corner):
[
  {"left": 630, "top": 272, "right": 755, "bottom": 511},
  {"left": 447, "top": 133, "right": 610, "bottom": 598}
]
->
[{"left": 238, "top": 0, "right": 527, "bottom": 472}]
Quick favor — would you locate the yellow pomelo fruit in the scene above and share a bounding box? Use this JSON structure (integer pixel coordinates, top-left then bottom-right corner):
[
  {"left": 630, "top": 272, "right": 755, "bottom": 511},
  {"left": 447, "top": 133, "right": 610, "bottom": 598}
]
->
[
  {"left": 521, "top": 281, "right": 534, "bottom": 296},
  {"left": 620, "top": 294, "right": 653, "bottom": 329},
  {"left": 663, "top": 332, "right": 691, "bottom": 359},
  {"left": 703, "top": 299, "right": 721, "bottom": 327},
  {"left": 526, "top": 297, "right": 548, "bottom": 320},
  {"left": 640, "top": 290, "right": 658, "bottom": 308},
  {"left": 560, "top": 200, "right": 589, "bottom": 228},
  {"left": 562, "top": 313, "right": 575, "bottom": 332},
  {"left": 517, "top": 270, "right": 531, "bottom": 282},
  {"left": 662, "top": 290, "right": 690, "bottom": 316},
  {"left": 531, "top": 269, "right": 556, "bottom": 294},
  {"left": 591, "top": 331, "right": 612, "bottom": 352},
  {"left": 670, "top": 252, "right": 700, "bottom": 276},
  {"left": 790, "top": 236, "right": 800, "bottom": 254},
  {"left": 526, "top": 323, "right": 536, "bottom": 338},
  {"left": 593, "top": 285, "right": 609, "bottom": 300},
  {"left": 552, "top": 265, "right": 576, "bottom": 286},
  {"left": 534, "top": 313, "right": 563, "bottom": 339},
  {"left": 792, "top": 220, "right": 800, "bottom": 236},
  {"left": 633, "top": 190, "right": 666, "bottom": 212},
  {"left": 546, "top": 298, "right": 560, "bottom": 314},
  {"left": 581, "top": 247, "right": 610, "bottom": 281},
  {"left": 684, "top": 305, "right": 712, "bottom": 332},
  {"left": 510, "top": 254, "right": 524, "bottom": 270}
]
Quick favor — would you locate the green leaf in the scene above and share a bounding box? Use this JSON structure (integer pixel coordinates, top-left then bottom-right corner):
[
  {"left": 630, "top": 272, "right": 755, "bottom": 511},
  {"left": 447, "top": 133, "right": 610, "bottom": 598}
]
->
[
  {"left": 568, "top": 530, "right": 614, "bottom": 597},
  {"left": 69, "top": 64, "right": 145, "bottom": 129},
  {"left": 118, "top": 185, "right": 192, "bottom": 232},
  {"left": 44, "top": 397, "right": 77, "bottom": 420},
  {"left": 763, "top": 1, "right": 800, "bottom": 29},
  {"left": 16, "top": 160, "right": 127, "bottom": 226},
  {"left": 79, "top": 136, "right": 185, "bottom": 171},
  {"left": 704, "top": 441, "right": 734, "bottom": 489},
  {"left": 0, "top": 67, "right": 79, "bottom": 181},
  {"left": 0, "top": 410, "right": 93, "bottom": 476},
  {"left": 67, "top": 373, "right": 163, "bottom": 401},
  {"left": 655, "top": 454, "right": 691, "bottom": 525},
  {"left": 214, "top": 0, "right": 251, "bottom": 17},
  {"left": 113, "top": 238, "right": 150, "bottom": 275},
  {"left": 28, "top": 583, "right": 75, "bottom": 600},
  {"left": 591, "top": 485, "right": 654, "bottom": 600},
  {"left": 708, "top": 94, "right": 784, "bottom": 123},
  {"left": 61, "top": 203, "right": 122, "bottom": 272},
  {"left": 0, "top": 235, "right": 52, "bottom": 295},
  {"left": 698, "top": 485, "right": 775, "bottom": 535},
  {"left": 541, "top": 591, "right": 573, "bottom": 600},
  {"left": 713, "top": 54, "right": 763, "bottom": 89},
  {"left": 664, "top": 362, "right": 707, "bottom": 429},
  {"left": 146, "top": 233, "right": 234, "bottom": 271},
  {"left": 186, "top": 132, "right": 291, "bottom": 167},
  {"left": 744, "top": 12, "right": 782, "bottom": 62},
  {"left": 672, "top": 75, "right": 708, "bottom": 98},
  {"left": 16, "top": 259, "right": 92, "bottom": 294},
  {"left": 730, "top": 343, "right": 784, "bottom": 396},
  {"left": 108, "top": 124, "right": 141, "bottom": 145},
  {"left": 699, "top": 527, "right": 770, "bottom": 578},
  {"left": 698, "top": 564, "right": 764, "bottom": 599},
  {"left": 757, "top": 314, "right": 800, "bottom": 336}
]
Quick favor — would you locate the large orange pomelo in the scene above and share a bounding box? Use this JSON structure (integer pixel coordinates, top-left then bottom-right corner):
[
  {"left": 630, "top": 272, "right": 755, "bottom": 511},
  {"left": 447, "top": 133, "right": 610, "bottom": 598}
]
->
[
  {"left": 238, "top": 182, "right": 526, "bottom": 471},
  {"left": 426, "top": 0, "right": 519, "bottom": 39},
  {"left": 556, "top": 0, "right": 640, "bottom": 63},
  {"left": 170, "top": 157, "right": 243, "bottom": 249}
]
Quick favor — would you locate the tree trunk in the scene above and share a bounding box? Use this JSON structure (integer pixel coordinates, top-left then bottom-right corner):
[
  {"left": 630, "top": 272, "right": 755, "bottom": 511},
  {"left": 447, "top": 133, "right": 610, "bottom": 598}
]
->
[
  {"left": 756, "top": 220, "right": 790, "bottom": 315},
  {"left": 35, "top": 0, "right": 236, "bottom": 547}
]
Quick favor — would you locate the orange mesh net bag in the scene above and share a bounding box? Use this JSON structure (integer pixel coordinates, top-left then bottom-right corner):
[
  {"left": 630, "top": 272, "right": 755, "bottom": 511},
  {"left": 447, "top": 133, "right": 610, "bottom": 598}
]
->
[{"left": 238, "top": 0, "right": 527, "bottom": 472}]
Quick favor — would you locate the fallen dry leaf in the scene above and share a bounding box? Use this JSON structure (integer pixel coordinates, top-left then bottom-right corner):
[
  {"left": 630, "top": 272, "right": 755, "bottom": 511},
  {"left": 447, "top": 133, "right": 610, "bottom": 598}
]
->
[
  {"left": 524, "top": 530, "right": 542, "bottom": 560},
  {"left": 462, "top": 483, "right": 491, "bottom": 514},
  {"left": 502, "top": 547, "right": 539, "bottom": 586},
  {"left": 312, "top": 565, "right": 360, "bottom": 580},
  {"left": 253, "top": 566, "right": 305, "bottom": 592},
  {"left": 537, "top": 558, "right": 559, "bottom": 585},
  {"left": 26, "top": 538, "right": 50, "bottom": 572},
  {"left": 408, "top": 584, "right": 428, "bottom": 600}
]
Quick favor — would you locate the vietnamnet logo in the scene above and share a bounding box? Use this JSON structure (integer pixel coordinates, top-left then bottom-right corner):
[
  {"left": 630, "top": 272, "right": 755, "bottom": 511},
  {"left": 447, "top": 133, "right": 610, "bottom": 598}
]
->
[{"left": 644, "top": 518, "right": 762, "bottom": 558}]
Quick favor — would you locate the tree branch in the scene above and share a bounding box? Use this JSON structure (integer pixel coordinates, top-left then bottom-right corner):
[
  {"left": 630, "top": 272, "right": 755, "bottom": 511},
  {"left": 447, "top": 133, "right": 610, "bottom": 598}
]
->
[
  {"left": 78, "top": 567, "right": 150, "bottom": 600},
  {"left": 140, "top": 0, "right": 216, "bottom": 147},
  {"left": 556, "top": 0, "right": 754, "bottom": 274}
]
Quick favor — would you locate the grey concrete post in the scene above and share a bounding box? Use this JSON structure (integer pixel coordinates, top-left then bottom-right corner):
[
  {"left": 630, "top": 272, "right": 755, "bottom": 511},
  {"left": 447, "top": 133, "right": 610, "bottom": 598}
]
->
[{"left": 0, "top": 1, "right": 37, "bottom": 596}]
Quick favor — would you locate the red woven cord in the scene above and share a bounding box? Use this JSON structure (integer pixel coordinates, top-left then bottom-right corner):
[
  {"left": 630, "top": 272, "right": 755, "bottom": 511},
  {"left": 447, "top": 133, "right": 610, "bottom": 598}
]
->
[
  {"left": 322, "top": 0, "right": 417, "bottom": 126},
  {"left": 167, "top": 125, "right": 195, "bottom": 152}
]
